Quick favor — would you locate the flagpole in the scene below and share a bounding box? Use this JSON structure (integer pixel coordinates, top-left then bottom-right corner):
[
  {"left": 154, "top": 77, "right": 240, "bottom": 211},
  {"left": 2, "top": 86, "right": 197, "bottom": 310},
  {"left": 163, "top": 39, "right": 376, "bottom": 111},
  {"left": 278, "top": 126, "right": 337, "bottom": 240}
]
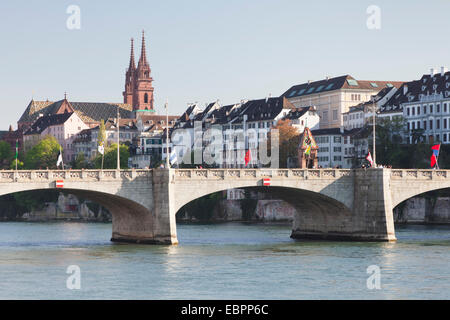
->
[
  {"left": 165, "top": 99, "right": 170, "bottom": 169},
  {"left": 372, "top": 99, "right": 377, "bottom": 167},
  {"left": 60, "top": 146, "right": 64, "bottom": 170},
  {"left": 117, "top": 106, "right": 120, "bottom": 170},
  {"left": 15, "top": 139, "right": 18, "bottom": 171},
  {"left": 101, "top": 146, "right": 104, "bottom": 171},
  {"left": 436, "top": 143, "right": 441, "bottom": 169}
]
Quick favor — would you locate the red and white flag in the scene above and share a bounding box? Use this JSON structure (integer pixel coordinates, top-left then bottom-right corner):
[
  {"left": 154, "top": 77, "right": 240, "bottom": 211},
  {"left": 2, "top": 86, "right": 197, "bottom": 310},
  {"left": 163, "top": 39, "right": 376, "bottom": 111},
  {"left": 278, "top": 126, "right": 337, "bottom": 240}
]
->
[
  {"left": 366, "top": 151, "right": 374, "bottom": 167},
  {"left": 55, "top": 180, "right": 64, "bottom": 188},
  {"left": 244, "top": 149, "right": 251, "bottom": 167},
  {"left": 263, "top": 178, "right": 271, "bottom": 186}
]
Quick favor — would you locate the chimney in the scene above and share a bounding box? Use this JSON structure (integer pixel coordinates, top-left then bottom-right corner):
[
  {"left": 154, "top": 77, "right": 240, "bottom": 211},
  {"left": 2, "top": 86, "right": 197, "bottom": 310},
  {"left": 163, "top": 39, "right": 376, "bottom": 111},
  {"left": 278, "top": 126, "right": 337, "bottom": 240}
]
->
[
  {"left": 430, "top": 68, "right": 435, "bottom": 76},
  {"left": 441, "top": 66, "right": 448, "bottom": 76},
  {"left": 307, "top": 80, "right": 312, "bottom": 84},
  {"left": 325, "top": 76, "right": 330, "bottom": 81},
  {"left": 403, "top": 84, "right": 408, "bottom": 95}
]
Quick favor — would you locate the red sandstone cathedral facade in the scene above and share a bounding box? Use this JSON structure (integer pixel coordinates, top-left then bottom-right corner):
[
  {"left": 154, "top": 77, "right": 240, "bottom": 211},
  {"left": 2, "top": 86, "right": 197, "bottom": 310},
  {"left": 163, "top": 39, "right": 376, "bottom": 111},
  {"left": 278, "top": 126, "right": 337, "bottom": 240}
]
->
[{"left": 123, "top": 31, "right": 155, "bottom": 114}]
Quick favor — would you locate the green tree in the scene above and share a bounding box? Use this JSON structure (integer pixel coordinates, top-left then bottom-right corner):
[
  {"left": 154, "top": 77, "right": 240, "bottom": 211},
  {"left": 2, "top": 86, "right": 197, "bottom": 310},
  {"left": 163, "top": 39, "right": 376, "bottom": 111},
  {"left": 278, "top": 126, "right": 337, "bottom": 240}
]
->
[
  {"left": 71, "top": 152, "right": 90, "bottom": 169},
  {"left": 0, "top": 141, "right": 13, "bottom": 169},
  {"left": 97, "top": 119, "right": 106, "bottom": 148},
  {"left": 10, "top": 158, "right": 24, "bottom": 170},
  {"left": 179, "top": 191, "right": 223, "bottom": 221},
  {"left": 93, "top": 143, "right": 129, "bottom": 169},
  {"left": 24, "top": 135, "right": 61, "bottom": 169}
]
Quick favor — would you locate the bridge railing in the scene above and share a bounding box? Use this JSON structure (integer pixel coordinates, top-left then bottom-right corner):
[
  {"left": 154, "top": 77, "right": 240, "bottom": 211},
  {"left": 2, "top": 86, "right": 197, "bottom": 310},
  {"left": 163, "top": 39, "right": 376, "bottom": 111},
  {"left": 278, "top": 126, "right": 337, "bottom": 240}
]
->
[
  {"left": 0, "top": 169, "right": 152, "bottom": 182},
  {"left": 390, "top": 169, "right": 450, "bottom": 179},
  {"left": 174, "top": 168, "right": 352, "bottom": 180}
]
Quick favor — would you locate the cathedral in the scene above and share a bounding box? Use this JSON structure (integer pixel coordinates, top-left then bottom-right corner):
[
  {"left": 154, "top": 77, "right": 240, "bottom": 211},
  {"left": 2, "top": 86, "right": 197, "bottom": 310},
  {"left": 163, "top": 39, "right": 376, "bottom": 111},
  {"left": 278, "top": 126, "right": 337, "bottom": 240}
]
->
[
  {"left": 17, "top": 30, "right": 156, "bottom": 132},
  {"left": 123, "top": 31, "right": 156, "bottom": 115}
]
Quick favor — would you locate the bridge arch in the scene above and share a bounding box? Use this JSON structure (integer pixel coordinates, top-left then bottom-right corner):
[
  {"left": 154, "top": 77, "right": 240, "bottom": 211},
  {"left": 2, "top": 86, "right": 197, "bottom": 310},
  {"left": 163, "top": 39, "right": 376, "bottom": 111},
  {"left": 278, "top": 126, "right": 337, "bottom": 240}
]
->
[
  {"left": 390, "top": 170, "right": 450, "bottom": 208},
  {"left": 171, "top": 169, "right": 357, "bottom": 240},
  {"left": 174, "top": 185, "right": 353, "bottom": 239},
  {"left": 0, "top": 170, "right": 160, "bottom": 244}
]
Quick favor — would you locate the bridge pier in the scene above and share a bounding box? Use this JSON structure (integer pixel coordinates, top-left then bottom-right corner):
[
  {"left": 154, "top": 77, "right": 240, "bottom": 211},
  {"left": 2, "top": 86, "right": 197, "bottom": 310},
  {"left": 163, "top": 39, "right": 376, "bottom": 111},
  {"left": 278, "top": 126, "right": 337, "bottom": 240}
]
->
[
  {"left": 109, "top": 169, "right": 178, "bottom": 245},
  {"left": 290, "top": 168, "right": 396, "bottom": 242}
]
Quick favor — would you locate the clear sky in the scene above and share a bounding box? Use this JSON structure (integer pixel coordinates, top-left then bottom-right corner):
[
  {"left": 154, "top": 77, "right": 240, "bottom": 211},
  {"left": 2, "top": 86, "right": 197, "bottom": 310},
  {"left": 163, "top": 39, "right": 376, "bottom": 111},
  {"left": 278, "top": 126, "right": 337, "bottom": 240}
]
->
[{"left": 0, "top": 0, "right": 448, "bottom": 129}]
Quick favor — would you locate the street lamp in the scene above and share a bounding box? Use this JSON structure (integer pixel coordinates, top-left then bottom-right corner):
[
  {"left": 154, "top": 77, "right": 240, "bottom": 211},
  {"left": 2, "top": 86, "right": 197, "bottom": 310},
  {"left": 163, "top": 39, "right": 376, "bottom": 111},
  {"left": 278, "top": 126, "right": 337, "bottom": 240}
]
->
[
  {"left": 165, "top": 100, "right": 170, "bottom": 169},
  {"left": 117, "top": 105, "right": 120, "bottom": 170},
  {"left": 372, "top": 99, "right": 377, "bottom": 167}
]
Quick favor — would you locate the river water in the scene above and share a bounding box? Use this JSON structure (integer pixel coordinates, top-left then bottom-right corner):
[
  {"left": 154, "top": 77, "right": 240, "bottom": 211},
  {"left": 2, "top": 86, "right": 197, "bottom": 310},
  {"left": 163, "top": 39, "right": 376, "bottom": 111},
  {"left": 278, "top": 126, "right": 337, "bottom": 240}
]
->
[{"left": 0, "top": 222, "right": 448, "bottom": 299}]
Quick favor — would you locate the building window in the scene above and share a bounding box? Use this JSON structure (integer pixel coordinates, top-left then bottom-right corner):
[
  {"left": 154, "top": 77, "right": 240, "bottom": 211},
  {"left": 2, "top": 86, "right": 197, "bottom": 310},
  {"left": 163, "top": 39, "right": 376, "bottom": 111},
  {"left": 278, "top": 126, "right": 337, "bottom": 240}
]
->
[
  {"left": 417, "top": 121, "right": 420, "bottom": 129},
  {"left": 334, "top": 136, "right": 341, "bottom": 143},
  {"left": 437, "top": 104, "right": 441, "bottom": 113},
  {"left": 444, "top": 103, "right": 448, "bottom": 113},
  {"left": 323, "top": 111, "right": 328, "bottom": 122},
  {"left": 444, "top": 119, "right": 447, "bottom": 129},
  {"left": 444, "top": 134, "right": 447, "bottom": 142},
  {"left": 437, "top": 119, "right": 440, "bottom": 129},
  {"left": 424, "top": 105, "right": 427, "bottom": 114},
  {"left": 430, "top": 120, "right": 433, "bottom": 130},
  {"left": 407, "top": 108, "right": 410, "bottom": 116},
  {"left": 407, "top": 122, "right": 410, "bottom": 131},
  {"left": 412, "top": 108, "right": 415, "bottom": 116},
  {"left": 417, "top": 106, "right": 420, "bottom": 115},
  {"left": 430, "top": 105, "right": 433, "bottom": 113},
  {"left": 423, "top": 121, "right": 427, "bottom": 130},
  {"left": 332, "top": 110, "right": 338, "bottom": 121}
]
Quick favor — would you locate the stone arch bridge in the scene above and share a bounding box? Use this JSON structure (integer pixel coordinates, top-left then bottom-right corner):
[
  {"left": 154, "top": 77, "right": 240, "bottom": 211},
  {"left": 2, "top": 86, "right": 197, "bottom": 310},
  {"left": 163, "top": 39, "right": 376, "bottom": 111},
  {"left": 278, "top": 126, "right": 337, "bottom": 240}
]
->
[{"left": 0, "top": 168, "right": 447, "bottom": 244}]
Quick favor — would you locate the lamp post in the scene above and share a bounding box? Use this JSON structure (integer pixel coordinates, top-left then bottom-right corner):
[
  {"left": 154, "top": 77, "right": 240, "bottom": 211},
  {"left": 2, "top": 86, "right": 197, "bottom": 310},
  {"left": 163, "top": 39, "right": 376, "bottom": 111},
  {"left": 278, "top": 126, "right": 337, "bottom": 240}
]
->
[
  {"left": 165, "top": 100, "right": 170, "bottom": 169},
  {"left": 117, "top": 106, "right": 120, "bottom": 170},
  {"left": 372, "top": 99, "right": 377, "bottom": 167}
]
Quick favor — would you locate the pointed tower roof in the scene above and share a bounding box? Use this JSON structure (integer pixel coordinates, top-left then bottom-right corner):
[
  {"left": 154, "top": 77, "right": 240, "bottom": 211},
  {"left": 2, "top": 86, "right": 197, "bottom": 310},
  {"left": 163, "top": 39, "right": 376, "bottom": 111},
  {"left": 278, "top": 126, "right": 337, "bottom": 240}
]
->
[
  {"left": 128, "top": 38, "right": 136, "bottom": 71},
  {"left": 138, "top": 30, "right": 148, "bottom": 67}
]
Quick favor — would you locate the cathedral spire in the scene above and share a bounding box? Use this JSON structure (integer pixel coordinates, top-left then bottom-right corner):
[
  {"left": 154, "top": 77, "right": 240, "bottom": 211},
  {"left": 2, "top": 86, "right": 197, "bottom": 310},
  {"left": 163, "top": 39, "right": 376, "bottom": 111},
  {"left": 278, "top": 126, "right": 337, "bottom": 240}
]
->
[
  {"left": 128, "top": 38, "right": 136, "bottom": 70},
  {"left": 138, "top": 30, "right": 148, "bottom": 67}
]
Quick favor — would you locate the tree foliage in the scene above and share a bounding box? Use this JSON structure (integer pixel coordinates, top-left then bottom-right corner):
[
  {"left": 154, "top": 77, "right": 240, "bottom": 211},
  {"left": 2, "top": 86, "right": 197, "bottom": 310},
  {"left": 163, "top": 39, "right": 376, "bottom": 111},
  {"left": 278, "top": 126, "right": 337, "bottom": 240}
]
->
[
  {"left": 0, "top": 141, "right": 13, "bottom": 169},
  {"left": 269, "top": 119, "right": 300, "bottom": 168},
  {"left": 179, "top": 192, "right": 223, "bottom": 221},
  {"left": 97, "top": 119, "right": 106, "bottom": 147},
  {"left": 23, "top": 135, "right": 61, "bottom": 169},
  {"left": 93, "top": 143, "right": 129, "bottom": 169},
  {"left": 71, "top": 152, "right": 91, "bottom": 169}
]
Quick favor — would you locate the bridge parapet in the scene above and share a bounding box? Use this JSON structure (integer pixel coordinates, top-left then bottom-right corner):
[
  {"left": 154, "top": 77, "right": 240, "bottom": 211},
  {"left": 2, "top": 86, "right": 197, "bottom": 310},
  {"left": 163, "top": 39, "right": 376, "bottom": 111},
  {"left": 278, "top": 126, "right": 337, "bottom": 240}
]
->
[
  {"left": 390, "top": 169, "right": 450, "bottom": 180},
  {"left": 0, "top": 169, "right": 152, "bottom": 183},
  {"left": 174, "top": 168, "right": 352, "bottom": 180}
]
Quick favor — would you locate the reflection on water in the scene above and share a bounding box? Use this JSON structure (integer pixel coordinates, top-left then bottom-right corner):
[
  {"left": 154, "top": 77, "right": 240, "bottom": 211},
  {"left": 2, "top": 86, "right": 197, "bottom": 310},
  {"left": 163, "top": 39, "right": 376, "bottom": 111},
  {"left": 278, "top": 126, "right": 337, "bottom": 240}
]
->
[{"left": 0, "top": 222, "right": 448, "bottom": 299}]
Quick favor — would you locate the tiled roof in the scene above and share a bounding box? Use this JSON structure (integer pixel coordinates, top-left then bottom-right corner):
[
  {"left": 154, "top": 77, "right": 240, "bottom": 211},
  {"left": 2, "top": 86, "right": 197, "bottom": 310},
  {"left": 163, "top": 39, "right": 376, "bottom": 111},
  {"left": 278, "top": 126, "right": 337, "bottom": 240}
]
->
[
  {"left": 282, "top": 106, "right": 315, "bottom": 120},
  {"left": 18, "top": 99, "right": 133, "bottom": 126},
  {"left": 241, "top": 97, "right": 295, "bottom": 122},
  {"left": 282, "top": 75, "right": 403, "bottom": 99},
  {"left": 311, "top": 127, "right": 365, "bottom": 137},
  {"left": 24, "top": 112, "right": 73, "bottom": 135},
  {"left": 380, "top": 71, "right": 450, "bottom": 114}
]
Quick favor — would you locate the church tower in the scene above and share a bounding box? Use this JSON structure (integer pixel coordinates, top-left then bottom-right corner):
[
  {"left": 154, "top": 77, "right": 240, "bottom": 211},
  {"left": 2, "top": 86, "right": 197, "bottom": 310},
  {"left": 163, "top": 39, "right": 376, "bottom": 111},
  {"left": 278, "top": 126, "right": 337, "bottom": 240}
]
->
[
  {"left": 133, "top": 30, "right": 155, "bottom": 113},
  {"left": 123, "top": 38, "right": 136, "bottom": 105},
  {"left": 123, "top": 31, "right": 155, "bottom": 116}
]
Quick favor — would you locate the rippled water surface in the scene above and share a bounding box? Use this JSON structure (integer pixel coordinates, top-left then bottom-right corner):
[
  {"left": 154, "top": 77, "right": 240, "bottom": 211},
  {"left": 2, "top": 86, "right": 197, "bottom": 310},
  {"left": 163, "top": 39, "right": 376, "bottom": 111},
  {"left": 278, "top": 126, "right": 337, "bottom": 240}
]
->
[{"left": 0, "top": 222, "right": 449, "bottom": 299}]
